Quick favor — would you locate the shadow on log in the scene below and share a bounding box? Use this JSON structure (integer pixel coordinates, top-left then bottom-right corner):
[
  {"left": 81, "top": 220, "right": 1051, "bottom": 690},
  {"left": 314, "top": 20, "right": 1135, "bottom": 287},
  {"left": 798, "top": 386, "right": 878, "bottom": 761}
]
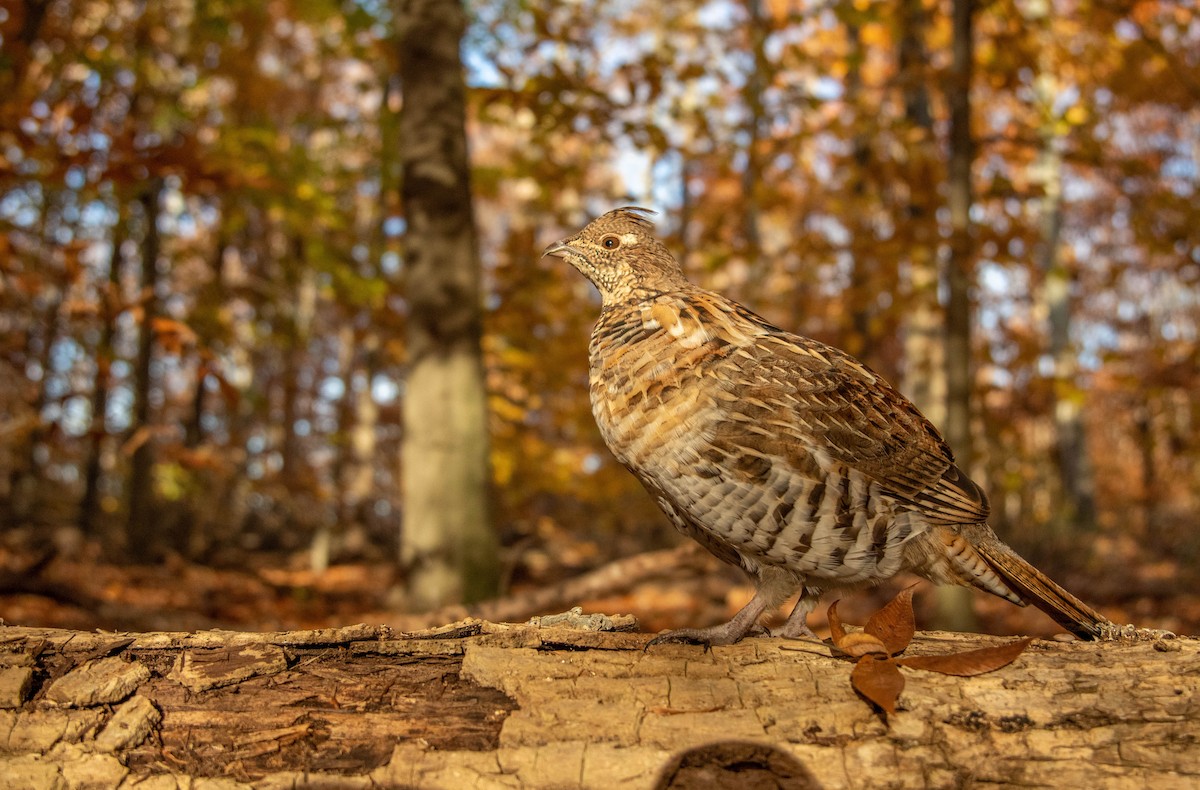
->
[{"left": 0, "top": 616, "right": 1196, "bottom": 788}]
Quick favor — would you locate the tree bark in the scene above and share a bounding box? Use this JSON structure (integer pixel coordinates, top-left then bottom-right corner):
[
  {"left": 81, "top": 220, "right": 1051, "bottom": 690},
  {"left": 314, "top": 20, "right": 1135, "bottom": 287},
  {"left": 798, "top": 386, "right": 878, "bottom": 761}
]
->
[
  {"left": 80, "top": 206, "right": 127, "bottom": 538},
  {"left": 0, "top": 620, "right": 1193, "bottom": 788},
  {"left": 895, "top": 0, "right": 974, "bottom": 632},
  {"left": 279, "top": 236, "right": 315, "bottom": 500},
  {"left": 944, "top": 0, "right": 975, "bottom": 471},
  {"left": 898, "top": 0, "right": 944, "bottom": 429},
  {"left": 395, "top": 0, "right": 498, "bottom": 608},
  {"left": 844, "top": 20, "right": 873, "bottom": 364},
  {"left": 933, "top": 0, "right": 981, "bottom": 634},
  {"left": 125, "top": 181, "right": 164, "bottom": 562},
  {"left": 1023, "top": 2, "right": 1098, "bottom": 539},
  {"left": 738, "top": 0, "right": 767, "bottom": 302},
  {"left": 1038, "top": 134, "right": 1097, "bottom": 535},
  {"left": 10, "top": 201, "right": 62, "bottom": 526}
]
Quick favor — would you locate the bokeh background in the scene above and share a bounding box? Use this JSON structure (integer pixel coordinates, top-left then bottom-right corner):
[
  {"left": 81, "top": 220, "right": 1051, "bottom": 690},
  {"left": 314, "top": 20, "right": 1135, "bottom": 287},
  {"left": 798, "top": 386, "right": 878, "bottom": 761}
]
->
[{"left": 1, "top": 0, "right": 1197, "bottom": 636}]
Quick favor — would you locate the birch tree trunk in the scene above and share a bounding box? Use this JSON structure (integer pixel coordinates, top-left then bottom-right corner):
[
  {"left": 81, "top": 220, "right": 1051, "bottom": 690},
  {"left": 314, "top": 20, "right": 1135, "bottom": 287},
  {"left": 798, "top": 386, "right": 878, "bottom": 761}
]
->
[{"left": 395, "top": 0, "right": 498, "bottom": 608}]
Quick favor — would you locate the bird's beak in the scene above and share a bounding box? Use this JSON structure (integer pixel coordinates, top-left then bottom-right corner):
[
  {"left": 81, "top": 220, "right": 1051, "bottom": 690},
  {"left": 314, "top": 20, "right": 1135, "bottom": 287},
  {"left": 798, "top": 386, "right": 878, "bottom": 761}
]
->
[{"left": 542, "top": 241, "right": 571, "bottom": 259}]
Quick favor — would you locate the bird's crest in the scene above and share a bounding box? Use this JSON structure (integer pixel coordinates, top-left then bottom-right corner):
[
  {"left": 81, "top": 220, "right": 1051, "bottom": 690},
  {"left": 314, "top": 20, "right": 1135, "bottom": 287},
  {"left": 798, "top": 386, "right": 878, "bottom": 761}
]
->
[{"left": 601, "top": 206, "right": 658, "bottom": 229}]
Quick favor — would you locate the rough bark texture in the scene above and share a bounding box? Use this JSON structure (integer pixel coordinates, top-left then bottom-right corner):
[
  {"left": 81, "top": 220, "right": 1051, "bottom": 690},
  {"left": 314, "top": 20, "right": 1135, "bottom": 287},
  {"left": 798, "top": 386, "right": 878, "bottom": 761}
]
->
[
  {"left": 395, "top": 0, "right": 498, "bottom": 608},
  {"left": 0, "top": 618, "right": 1194, "bottom": 789}
]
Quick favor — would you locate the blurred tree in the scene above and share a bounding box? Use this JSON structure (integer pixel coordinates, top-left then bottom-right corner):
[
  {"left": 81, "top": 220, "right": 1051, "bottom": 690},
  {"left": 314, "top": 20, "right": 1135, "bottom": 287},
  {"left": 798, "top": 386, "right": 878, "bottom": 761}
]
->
[
  {"left": 935, "top": 0, "right": 981, "bottom": 633},
  {"left": 1024, "top": 0, "right": 1098, "bottom": 536},
  {"left": 126, "top": 180, "right": 164, "bottom": 561},
  {"left": 79, "top": 202, "right": 126, "bottom": 538},
  {"left": 394, "top": 0, "right": 499, "bottom": 608}
]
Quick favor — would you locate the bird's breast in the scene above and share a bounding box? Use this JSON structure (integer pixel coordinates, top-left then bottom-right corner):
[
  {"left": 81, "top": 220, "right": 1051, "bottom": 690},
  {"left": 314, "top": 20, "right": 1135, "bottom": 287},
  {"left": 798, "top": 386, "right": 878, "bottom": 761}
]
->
[{"left": 588, "top": 308, "right": 720, "bottom": 471}]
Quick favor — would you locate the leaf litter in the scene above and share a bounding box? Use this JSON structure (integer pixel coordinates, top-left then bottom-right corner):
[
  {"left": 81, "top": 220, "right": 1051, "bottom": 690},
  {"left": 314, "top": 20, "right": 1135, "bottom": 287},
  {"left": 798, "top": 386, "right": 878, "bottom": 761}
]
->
[{"left": 825, "top": 584, "right": 1033, "bottom": 716}]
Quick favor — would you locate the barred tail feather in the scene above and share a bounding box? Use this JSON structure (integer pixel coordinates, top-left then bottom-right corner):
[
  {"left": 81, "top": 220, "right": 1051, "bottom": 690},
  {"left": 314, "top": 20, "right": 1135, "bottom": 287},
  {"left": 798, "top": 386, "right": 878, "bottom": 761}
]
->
[{"left": 972, "top": 538, "right": 1112, "bottom": 641}]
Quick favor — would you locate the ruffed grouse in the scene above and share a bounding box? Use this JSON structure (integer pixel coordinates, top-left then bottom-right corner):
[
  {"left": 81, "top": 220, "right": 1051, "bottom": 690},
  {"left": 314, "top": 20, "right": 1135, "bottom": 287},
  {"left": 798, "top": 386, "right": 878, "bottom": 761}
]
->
[{"left": 545, "top": 206, "right": 1115, "bottom": 645}]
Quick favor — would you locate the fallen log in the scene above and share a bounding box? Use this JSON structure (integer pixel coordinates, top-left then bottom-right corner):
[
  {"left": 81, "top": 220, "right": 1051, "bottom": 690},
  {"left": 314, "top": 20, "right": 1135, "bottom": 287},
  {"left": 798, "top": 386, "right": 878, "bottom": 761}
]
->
[{"left": 0, "top": 616, "right": 1195, "bottom": 788}]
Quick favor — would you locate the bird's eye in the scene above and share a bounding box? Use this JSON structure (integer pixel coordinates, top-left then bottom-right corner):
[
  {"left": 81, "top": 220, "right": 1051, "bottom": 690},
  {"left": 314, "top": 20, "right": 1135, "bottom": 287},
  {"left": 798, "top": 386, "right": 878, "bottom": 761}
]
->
[{"left": 602, "top": 235, "right": 621, "bottom": 250}]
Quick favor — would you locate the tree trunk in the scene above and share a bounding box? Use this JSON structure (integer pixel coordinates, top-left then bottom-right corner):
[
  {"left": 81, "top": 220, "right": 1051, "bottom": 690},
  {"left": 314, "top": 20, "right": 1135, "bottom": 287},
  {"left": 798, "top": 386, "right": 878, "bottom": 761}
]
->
[
  {"left": 1039, "top": 137, "right": 1097, "bottom": 533},
  {"left": 395, "top": 0, "right": 498, "bottom": 608},
  {"left": 0, "top": 620, "right": 1192, "bottom": 788},
  {"left": 79, "top": 205, "right": 127, "bottom": 538},
  {"left": 898, "top": 0, "right": 943, "bottom": 427},
  {"left": 11, "top": 205, "right": 62, "bottom": 527},
  {"left": 126, "top": 181, "right": 163, "bottom": 562},
  {"left": 337, "top": 326, "right": 379, "bottom": 530},
  {"left": 937, "top": 0, "right": 979, "bottom": 632},
  {"left": 280, "top": 236, "right": 315, "bottom": 500},
  {"left": 944, "top": 0, "right": 975, "bottom": 467},
  {"left": 842, "top": 20, "right": 879, "bottom": 369},
  {"left": 738, "top": 0, "right": 767, "bottom": 302},
  {"left": 898, "top": 0, "right": 976, "bottom": 631},
  {"left": 1023, "top": 5, "right": 1097, "bottom": 538}
]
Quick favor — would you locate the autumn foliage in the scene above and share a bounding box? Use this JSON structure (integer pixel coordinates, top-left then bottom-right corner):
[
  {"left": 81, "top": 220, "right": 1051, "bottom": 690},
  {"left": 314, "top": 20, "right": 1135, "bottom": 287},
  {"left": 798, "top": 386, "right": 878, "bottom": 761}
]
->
[{"left": 0, "top": 0, "right": 1197, "bottom": 634}]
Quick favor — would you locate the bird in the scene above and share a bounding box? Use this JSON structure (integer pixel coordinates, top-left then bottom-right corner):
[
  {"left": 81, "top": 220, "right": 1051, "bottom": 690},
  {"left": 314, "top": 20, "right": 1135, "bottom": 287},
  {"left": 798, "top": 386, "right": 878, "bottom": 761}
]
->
[{"left": 543, "top": 205, "right": 1116, "bottom": 645}]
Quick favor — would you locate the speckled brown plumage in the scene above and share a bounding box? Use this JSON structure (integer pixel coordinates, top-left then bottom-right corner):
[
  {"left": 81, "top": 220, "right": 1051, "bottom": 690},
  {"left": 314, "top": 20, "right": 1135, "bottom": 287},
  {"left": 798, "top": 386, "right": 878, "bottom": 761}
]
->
[{"left": 545, "top": 207, "right": 1114, "bottom": 644}]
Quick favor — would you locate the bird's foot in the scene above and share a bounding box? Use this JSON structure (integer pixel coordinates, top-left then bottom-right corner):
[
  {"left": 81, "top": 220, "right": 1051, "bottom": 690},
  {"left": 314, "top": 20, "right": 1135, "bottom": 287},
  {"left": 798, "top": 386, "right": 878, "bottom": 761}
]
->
[
  {"left": 770, "top": 619, "right": 820, "bottom": 641},
  {"left": 771, "top": 595, "right": 819, "bottom": 641},
  {"left": 646, "top": 622, "right": 768, "bottom": 649}
]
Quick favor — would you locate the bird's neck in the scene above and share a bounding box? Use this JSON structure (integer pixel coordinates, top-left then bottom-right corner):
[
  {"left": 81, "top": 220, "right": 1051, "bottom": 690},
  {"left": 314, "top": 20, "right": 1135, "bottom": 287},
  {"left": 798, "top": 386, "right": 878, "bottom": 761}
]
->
[{"left": 601, "top": 275, "right": 695, "bottom": 310}]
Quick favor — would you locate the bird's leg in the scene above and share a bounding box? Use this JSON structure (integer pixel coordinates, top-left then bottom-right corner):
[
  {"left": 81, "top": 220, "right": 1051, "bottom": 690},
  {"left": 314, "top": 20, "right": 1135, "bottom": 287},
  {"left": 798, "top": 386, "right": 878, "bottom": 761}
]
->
[
  {"left": 647, "top": 566, "right": 798, "bottom": 647},
  {"left": 646, "top": 590, "right": 771, "bottom": 647},
  {"left": 773, "top": 592, "right": 819, "bottom": 640}
]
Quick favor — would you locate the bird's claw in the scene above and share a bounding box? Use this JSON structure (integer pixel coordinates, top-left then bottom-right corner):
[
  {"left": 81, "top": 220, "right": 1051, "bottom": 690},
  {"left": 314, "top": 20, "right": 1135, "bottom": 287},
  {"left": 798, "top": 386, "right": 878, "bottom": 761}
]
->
[{"left": 644, "top": 623, "right": 768, "bottom": 651}]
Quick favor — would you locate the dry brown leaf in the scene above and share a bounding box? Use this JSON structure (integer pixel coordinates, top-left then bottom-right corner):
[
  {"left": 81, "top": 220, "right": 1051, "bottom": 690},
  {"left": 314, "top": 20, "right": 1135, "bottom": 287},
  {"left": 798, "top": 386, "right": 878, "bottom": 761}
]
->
[
  {"left": 863, "top": 584, "right": 918, "bottom": 655},
  {"left": 895, "top": 637, "right": 1034, "bottom": 676},
  {"left": 827, "top": 599, "right": 846, "bottom": 644},
  {"left": 837, "top": 631, "right": 890, "bottom": 659},
  {"left": 850, "top": 655, "right": 904, "bottom": 714}
]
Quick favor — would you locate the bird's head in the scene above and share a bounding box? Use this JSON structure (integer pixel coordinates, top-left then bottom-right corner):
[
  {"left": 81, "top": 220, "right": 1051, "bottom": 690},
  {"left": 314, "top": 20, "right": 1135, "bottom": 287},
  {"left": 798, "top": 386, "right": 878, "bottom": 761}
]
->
[{"left": 543, "top": 206, "right": 689, "bottom": 305}]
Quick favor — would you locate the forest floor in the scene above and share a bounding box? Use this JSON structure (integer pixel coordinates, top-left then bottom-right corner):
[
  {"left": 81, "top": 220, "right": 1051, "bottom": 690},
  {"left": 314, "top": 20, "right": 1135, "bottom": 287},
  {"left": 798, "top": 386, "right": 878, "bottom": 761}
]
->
[{"left": 1, "top": 526, "right": 1197, "bottom": 639}]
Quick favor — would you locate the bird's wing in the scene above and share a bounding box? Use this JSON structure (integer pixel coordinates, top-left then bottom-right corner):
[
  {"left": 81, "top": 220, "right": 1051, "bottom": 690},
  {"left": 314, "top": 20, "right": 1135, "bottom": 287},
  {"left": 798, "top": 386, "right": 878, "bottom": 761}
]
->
[{"left": 700, "top": 299, "right": 990, "bottom": 526}]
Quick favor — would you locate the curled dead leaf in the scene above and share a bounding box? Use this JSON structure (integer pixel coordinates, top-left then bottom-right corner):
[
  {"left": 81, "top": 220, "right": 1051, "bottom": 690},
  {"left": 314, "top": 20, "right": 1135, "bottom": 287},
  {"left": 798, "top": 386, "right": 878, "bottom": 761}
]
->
[
  {"left": 863, "top": 584, "right": 918, "bottom": 655},
  {"left": 837, "top": 631, "right": 890, "bottom": 659},
  {"left": 895, "top": 637, "right": 1033, "bottom": 676},
  {"left": 850, "top": 655, "right": 904, "bottom": 715},
  {"left": 827, "top": 599, "right": 846, "bottom": 644}
]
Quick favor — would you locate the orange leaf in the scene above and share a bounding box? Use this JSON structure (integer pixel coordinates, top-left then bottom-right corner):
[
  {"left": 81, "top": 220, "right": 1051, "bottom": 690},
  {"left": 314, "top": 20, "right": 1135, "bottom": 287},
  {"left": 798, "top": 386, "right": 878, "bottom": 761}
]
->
[
  {"left": 827, "top": 599, "right": 846, "bottom": 644},
  {"left": 863, "top": 584, "right": 918, "bottom": 655},
  {"left": 151, "top": 317, "right": 198, "bottom": 344},
  {"left": 851, "top": 656, "right": 904, "bottom": 714},
  {"left": 896, "top": 637, "right": 1034, "bottom": 677},
  {"left": 838, "top": 631, "right": 889, "bottom": 659}
]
